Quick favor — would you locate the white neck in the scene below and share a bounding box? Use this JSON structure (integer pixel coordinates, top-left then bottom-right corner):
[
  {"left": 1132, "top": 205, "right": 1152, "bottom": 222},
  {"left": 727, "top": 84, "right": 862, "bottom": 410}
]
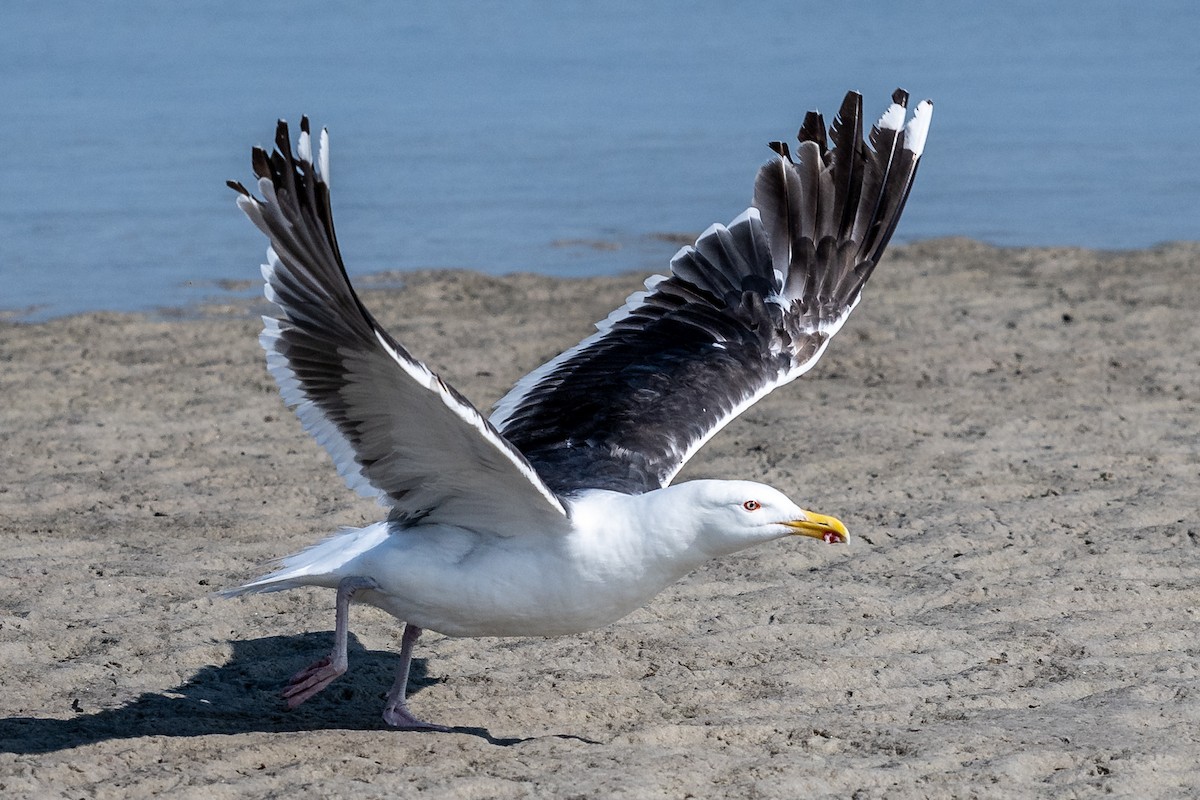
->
[
  {"left": 566, "top": 482, "right": 783, "bottom": 583},
  {"left": 565, "top": 489, "right": 705, "bottom": 586}
]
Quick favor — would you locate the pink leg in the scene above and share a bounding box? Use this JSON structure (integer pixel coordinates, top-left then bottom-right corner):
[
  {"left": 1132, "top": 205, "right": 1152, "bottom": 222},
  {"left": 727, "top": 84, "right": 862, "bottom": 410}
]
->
[
  {"left": 282, "top": 576, "right": 377, "bottom": 709},
  {"left": 382, "top": 623, "right": 450, "bottom": 730}
]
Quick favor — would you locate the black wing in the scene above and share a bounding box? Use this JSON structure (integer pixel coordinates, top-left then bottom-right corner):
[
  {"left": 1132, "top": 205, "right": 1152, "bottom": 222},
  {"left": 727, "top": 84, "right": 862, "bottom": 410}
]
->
[
  {"left": 230, "top": 119, "right": 569, "bottom": 534},
  {"left": 491, "top": 90, "right": 933, "bottom": 495}
]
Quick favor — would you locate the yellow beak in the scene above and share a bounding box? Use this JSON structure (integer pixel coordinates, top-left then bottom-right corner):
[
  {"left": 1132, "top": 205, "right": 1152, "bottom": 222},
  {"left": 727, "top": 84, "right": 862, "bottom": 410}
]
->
[{"left": 784, "top": 511, "right": 849, "bottom": 544}]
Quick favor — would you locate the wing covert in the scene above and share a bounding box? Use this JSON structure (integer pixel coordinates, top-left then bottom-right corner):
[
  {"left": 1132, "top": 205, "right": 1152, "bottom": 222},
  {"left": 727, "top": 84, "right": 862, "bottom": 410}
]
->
[
  {"left": 231, "top": 119, "right": 568, "bottom": 533},
  {"left": 492, "top": 90, "right": 932, "bottom": 496}
]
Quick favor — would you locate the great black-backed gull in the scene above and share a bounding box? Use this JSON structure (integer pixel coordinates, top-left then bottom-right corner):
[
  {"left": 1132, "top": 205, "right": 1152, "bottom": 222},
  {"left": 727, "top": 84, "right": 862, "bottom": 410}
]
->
[{"left": 224, "top": 89, "right": 932, "bottom": 730}]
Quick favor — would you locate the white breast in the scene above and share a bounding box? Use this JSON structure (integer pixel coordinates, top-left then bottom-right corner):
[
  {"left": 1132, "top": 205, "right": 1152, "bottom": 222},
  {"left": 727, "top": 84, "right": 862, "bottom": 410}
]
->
[{"left": 348, "top": 492, "right": 707, "bottom": 638}]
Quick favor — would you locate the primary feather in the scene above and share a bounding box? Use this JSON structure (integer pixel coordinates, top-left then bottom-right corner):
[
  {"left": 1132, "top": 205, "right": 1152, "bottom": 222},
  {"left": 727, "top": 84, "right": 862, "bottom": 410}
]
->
[
  {"left": 494, "top": 89, "right": 933, "bottom": 495},
  {"left": 223, "top": 88, "right": 931, "bottom": 730}
]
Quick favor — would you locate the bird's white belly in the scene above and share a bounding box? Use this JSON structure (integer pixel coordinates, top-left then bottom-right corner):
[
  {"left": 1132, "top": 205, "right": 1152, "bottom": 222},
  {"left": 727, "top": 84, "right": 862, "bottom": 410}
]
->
[{"left": 345, "top": 524, "right": 684, "bottom": 638}]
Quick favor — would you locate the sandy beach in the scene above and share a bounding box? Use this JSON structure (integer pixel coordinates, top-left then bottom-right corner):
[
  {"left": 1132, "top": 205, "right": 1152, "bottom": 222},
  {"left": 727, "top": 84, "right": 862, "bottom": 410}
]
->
[{"left": 1, "top": 238, "right": 1197, "bottom": 797}]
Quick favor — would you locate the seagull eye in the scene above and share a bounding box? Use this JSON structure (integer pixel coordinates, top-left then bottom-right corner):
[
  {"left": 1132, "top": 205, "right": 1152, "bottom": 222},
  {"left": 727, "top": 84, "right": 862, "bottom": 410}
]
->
[{"left": 742, "top": 500, "right": 761, "bottom": 511}]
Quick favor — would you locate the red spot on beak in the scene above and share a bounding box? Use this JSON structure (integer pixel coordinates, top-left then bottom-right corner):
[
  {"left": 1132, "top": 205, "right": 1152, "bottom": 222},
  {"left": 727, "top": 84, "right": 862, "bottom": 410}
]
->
[{"left": 823, "top": 530, "right": 842, "bottom": 544}]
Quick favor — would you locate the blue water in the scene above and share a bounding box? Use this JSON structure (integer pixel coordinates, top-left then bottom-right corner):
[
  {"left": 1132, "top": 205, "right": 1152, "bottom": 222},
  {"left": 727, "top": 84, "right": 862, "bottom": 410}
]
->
[{"left": 2, "top": 1, "right": 1197, "bottom": 320}]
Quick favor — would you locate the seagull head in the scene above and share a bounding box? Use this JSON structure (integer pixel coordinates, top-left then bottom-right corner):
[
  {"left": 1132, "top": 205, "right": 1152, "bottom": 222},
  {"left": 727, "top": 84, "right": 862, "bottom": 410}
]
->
[{"left": 662, "top": 479, "right": 849, "bottom": 558}]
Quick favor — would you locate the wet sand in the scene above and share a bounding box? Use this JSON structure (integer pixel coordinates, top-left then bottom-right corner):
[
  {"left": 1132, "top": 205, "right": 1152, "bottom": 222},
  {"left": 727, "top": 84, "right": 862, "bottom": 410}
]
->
[{"left": 1, "top": 239, "right": 1198, "bottom": 797}]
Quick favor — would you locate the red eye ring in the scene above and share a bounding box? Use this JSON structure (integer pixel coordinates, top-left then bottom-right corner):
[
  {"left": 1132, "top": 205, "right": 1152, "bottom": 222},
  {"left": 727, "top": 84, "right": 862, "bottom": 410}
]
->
[{"left": 743, "top": 500, "right": 761, "bottom": 511}]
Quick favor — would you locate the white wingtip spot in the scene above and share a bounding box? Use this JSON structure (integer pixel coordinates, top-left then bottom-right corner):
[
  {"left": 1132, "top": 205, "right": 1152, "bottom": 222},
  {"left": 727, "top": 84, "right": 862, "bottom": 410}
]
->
[
  {"left": 876, "top": 102, "right": 906, "bottom": 131},
  {"left": 298, "top": 128, "right": 312, "bottom": 164},
  {"left": 319, "top": 128, "right": 331, "bottom": 185},
  {"left": 904, "top": 100, "right": 933, "bottom": 157}
]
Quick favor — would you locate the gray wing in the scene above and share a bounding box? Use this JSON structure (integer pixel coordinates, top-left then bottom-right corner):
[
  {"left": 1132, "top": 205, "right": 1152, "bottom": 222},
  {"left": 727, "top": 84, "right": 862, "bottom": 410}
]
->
[
  {"left": 230, "top": 119, "right": 568, "bottom": 534},
  {"left": 491, "top": 90, "right": 932, "bottom": 496}
]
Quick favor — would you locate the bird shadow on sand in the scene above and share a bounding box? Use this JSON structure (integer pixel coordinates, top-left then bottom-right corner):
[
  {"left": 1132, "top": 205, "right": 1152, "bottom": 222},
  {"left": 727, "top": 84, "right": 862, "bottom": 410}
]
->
[{"left": 0, "top": 633, "right": 598, "bottom": 753}]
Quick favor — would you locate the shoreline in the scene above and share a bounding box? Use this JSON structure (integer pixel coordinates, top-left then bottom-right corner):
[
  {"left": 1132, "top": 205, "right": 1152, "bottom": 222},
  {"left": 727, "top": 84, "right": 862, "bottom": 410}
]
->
[
  {"left": 4, "top": 237, "right": 1199, "bottom": 326},
  {"left": 1, "top": 238, "right": 1198, "bottom": 796}
]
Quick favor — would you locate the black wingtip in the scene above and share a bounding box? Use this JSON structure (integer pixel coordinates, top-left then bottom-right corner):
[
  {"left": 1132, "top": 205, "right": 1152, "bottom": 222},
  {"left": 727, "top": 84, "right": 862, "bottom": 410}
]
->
[
  {"left": 767, "top": 140, "right": 792, "bottom": 160},
  {"left": 251, "top": 146, "right": 271, "bottom": 180},
  {"left": 797, "top": 111, "right": 827, "bottom": 152},
  {"left": 753, "top": 88, "right": 929, "bottom": 308},
  {"left": 300, "top": 115, "right": 311, "bottom": 135},
  {"left": 274, "top": 120, "right": 293, "bottom": 160},
  {"left": 836, "top": 91, "right": 863, "bottom": 130},
  {"left": 226, "top": 179, "right": 250, "bottom": 196}
]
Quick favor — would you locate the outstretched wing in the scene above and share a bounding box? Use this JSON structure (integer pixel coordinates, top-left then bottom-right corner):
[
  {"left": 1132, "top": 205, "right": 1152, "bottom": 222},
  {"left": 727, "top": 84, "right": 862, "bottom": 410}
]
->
[
  {"left": 491, "top": 89, "right": 932, "bottom": 496},
  {"left": 229, "top": 119, "right": 568, "bottom": 533}
]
